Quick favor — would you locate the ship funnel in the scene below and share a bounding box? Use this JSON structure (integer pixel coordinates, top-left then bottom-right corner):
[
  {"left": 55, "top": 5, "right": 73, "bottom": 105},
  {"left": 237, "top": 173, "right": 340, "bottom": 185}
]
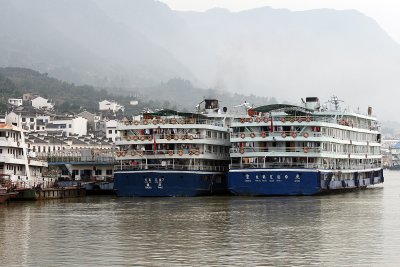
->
[
  {"left": 368, "top": 106, "right": 372, "bottom": 116},
  {"left": 305, "top": 97, "right": 320, "bottom": 110}
]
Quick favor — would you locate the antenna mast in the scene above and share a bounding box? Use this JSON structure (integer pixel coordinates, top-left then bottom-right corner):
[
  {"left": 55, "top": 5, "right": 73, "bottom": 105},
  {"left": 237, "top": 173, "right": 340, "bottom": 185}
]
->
[{"left": 329, "top": 96, "right": 343, "bottom": 111}]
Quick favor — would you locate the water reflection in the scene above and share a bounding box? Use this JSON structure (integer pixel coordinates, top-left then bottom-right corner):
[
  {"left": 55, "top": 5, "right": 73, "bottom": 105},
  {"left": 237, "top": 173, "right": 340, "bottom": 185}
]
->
[{"left": 0, "top": 174, "right": 395, "bottom": 266}]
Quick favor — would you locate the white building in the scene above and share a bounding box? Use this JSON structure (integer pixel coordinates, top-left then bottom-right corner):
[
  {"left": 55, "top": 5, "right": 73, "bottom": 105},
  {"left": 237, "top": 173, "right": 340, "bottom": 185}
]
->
[
  {"left": 99, "top": 100, "right": 124, "bottom": 113},
  {"left": 0, "top": 123, "right": 48, "bottom": 185},
  {"left": 46, "top": 117, "right": 88, "bottom": 137},
  {"left": 130, "top": 100, "right": 138, "bottom": 106},
  {"left": 5, "top": 107, "right": 46, "bottom": 131},
  {"left": 8, "top": 98, "right": 23, "bottom": 107},
  {"left": 105, "top": 120, "right": 119, "bottom": 142},
  {"left": 31, "top": 96, "right": 54, "bottom": 111}
]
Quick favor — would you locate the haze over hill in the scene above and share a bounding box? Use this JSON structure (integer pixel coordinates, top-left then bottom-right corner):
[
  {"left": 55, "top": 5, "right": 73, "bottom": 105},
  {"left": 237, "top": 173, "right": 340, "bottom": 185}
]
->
[
  {"left": 0, "top": 0, "right": 399, "bottom": 119},
  {"left": 0, "top": 67, "right": 276, "bottom": 115}
]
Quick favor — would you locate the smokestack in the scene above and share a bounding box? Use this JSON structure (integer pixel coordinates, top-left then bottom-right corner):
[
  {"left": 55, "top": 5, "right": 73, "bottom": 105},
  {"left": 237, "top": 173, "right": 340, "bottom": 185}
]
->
[{"left": 368, "top": 106, "right": 372, "bottom": 116}]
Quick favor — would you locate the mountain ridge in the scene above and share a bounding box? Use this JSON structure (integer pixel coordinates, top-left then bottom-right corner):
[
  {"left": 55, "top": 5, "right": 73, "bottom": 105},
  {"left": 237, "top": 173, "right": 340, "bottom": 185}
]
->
[{"left": 0, "top": 0, "right": 399, "bottom": 119}]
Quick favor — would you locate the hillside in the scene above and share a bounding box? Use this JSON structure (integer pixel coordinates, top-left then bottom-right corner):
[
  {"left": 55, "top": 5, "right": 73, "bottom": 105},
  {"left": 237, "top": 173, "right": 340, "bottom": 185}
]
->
[
  {"left": 0, "top": 0, "right": 197, "bottom": 88},
  {"left": 1, "top": 0, "right": 399, "bottom": 119},
  {"left": 0, "top": 68, "right": 126, "bottom": 113},
  {"left": 0, "top": 68, "right": 275, "bottom": 115}
]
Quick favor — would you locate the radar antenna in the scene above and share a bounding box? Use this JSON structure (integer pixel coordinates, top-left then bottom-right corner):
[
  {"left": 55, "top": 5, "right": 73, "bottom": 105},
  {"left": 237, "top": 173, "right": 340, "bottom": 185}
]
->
[{"left": 328, "top": 96, "right": 343, "bottom": 111}]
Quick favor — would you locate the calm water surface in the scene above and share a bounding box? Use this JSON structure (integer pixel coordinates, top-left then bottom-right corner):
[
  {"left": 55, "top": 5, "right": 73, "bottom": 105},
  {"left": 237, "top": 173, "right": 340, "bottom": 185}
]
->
[{"left": 1, "top": 171, "right": 400, "bottom": 267}]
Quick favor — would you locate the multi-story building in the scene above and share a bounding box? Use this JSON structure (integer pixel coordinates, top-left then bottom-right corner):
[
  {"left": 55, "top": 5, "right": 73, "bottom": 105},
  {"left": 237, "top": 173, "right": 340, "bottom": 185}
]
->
[
  {"left": 105, "top": 120, "right": 119, "bottom": 142},
  {"left": 0, "top": 123, "right": 48, "bottom": 187},
  {"left": 45, "top": 116, "right": 87, "bottom": 137}
]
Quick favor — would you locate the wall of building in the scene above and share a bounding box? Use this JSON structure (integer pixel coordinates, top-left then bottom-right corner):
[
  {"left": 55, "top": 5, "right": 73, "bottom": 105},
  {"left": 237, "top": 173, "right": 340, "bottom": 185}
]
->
[
  {"left": 8, "top": 99, "right": 23, "bottom": 106},
  {"left": 105, "top": 120, "right": 119, "bottom": 142},
  {"left": 46, "top": 117, "right": 87, "bottom": 136},
  {"left": 31, "top": 97, "right": 54, "bottom": 110}
]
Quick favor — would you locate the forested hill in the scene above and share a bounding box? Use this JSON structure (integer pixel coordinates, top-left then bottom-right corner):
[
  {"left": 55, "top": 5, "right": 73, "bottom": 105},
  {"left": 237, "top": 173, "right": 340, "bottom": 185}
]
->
[
  {"left": 0, "top": 67, "right": 122, "bottom": 113},
  {"left": 0, "top": 67, "right": 276, "bottom": 115}
]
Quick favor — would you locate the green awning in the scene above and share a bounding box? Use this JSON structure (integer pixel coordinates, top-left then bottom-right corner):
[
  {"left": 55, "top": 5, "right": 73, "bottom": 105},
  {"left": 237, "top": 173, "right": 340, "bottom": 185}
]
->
[
  {"left": 146, "top": 109, "right": 207, "bottom": 119},
  {"left": 253, "top": 104, "right": 314, "bottom": 115}
]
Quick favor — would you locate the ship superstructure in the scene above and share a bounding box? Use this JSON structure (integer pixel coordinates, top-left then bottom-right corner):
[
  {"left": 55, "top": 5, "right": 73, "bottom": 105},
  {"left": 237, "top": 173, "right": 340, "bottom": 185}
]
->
[{"left": 228, "top": 97, "right": 383, "bottom": 195}]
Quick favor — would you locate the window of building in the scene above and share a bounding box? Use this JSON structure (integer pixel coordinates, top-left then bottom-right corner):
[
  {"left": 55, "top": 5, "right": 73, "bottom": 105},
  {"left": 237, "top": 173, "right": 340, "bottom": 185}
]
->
[
  {"left": 106, "top": 169, "right": 113, "bottom": 175},
  {"left": 22, "top": 118, "right": 26, "bottom": 122},
  {"left": 69, "top": 124, "right": 72, "bottom": 128},
  {"left": 109, "top": 130, "right": 112, "bottom": 134},
  {"left": 95, "top": 169, "right": 102, "bottom": 175},
  {"left": 30, "top": 118, "right": 34, "bottom": 122}
]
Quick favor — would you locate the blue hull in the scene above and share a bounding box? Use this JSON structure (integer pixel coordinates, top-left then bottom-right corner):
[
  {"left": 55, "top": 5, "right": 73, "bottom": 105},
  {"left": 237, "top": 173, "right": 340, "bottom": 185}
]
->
[
  {"left": 114, "top": 171, "right": 228, "bottom": 197},
  {"left": 228, "top": 169, "right": 384, "bottom": 196}
]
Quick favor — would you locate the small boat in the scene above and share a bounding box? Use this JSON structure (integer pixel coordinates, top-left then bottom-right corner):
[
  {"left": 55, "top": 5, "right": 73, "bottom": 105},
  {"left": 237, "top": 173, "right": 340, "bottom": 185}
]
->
[{"left": 0, "top": 187, "right": 18, "bottom": 203}]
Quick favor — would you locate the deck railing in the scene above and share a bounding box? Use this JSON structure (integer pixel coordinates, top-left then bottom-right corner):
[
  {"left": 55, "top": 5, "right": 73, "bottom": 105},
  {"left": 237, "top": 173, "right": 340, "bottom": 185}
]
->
[
  {"left": 232, "top": 116, "right": 379, "bottom": 131},
  {"left": 121, "top": 118, "right": 225, "bottom": 127},
  {"left": 230, "top": 147, "right": 380, "bottom": 156},
  {"left": 114, "top": 164, "right": 227, "bottom": 172},
  {"left": 116, "top": 133, "right": 229, "bottom": 142},
  {"left": 115, "top": 149, "right": 229, "bottom": 159},
  {"left": 229, "top": 162, "right": 382, "bottom": 170}
]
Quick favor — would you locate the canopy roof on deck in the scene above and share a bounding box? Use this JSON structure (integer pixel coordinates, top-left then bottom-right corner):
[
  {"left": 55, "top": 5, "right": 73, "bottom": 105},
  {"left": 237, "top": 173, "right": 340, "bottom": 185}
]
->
[
  {"left": 253, "top": 104, "right": 314, "bottom": 116},
  {"left": 145, "top": 109, "right": 207, "bottom": 119}
]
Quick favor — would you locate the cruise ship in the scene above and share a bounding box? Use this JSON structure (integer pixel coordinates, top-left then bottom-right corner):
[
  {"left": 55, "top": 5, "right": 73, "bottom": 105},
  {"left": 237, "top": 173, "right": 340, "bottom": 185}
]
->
[
  {"left": 113, "top": 99, "right": 231, "bottom": 197},
  {"left": 228, "top": 97, "right": 384, "bottom": 195},
  {"left": 0, "top": 123, "right": 48, "bottom": 189}
]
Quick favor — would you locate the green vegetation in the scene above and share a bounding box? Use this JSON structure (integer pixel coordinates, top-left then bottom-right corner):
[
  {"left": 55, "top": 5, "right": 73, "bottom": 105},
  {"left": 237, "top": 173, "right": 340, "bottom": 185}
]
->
[
  {"left": 0, "top": 67, "right": 276, "bottom": 116},
  {"left": 0, "top": 68, "right": 155, "bottom": 114}
]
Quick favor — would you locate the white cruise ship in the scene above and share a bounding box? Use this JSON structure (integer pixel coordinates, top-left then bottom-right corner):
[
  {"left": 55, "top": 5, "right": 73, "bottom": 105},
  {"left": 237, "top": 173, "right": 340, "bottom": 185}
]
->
[
  {"left": 228, "top": 97, "right": 383, "bottom": 195},
  {"left": 113, "top": 99, "right": 231, "bottom": 197}
]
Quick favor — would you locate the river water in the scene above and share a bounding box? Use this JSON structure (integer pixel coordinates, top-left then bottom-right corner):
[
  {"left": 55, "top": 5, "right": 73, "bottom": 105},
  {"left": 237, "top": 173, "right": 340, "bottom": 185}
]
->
[{"left": 1, "top": 171, "right": 399, "bottom": 267}]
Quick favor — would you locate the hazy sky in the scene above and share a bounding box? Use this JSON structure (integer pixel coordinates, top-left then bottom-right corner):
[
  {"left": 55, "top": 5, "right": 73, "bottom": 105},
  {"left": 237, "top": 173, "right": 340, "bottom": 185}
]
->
[{"left": 160, "top": 0, "right": 400, "bottom": 44}]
